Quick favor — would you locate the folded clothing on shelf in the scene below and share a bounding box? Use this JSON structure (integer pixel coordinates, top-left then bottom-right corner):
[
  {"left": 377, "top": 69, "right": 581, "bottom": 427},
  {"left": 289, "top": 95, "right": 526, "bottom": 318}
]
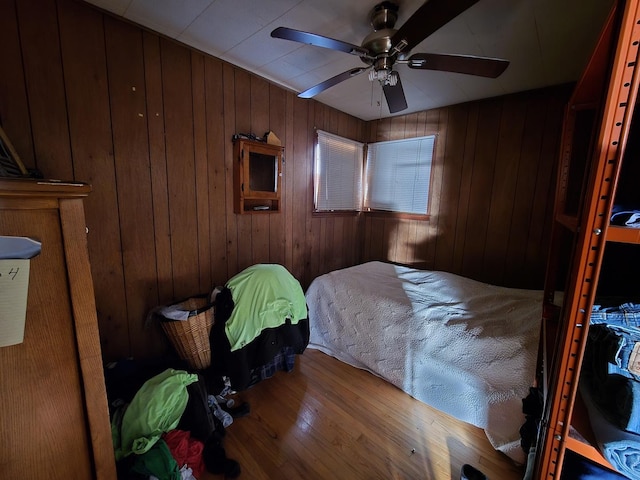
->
[
  {"left": 580, "top": 381, "right": 640, "bottom": 479},
  {"left": 610, "top": 205, "right": 640, "bottom": 228},
  {"left": 583, "top": 324, "right": 640, "bottom": 433},
  {"left": 591, "top": 303, "right": 640, "bottom": 329},
  {"left": 581, "top": 308, "right": 640, "bottom": 478}
]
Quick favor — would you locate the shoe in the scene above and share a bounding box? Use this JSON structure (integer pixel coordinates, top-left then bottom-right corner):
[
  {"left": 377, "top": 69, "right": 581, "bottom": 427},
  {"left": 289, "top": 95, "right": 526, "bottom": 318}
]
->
[{"left": 461, "top": 464, "right": 488, "bottom": 480}]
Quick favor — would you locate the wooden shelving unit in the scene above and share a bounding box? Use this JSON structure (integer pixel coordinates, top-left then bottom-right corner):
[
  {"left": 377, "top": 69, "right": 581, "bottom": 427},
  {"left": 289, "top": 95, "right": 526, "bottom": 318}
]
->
[{"left": 534, "top": 0, "right": 640, "bottom": 477}]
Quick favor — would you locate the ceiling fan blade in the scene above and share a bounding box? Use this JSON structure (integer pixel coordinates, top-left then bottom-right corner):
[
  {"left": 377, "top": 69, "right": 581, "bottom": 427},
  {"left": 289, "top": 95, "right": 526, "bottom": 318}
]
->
[
  {"left": 382, "top": 75, "right": 408, "bottom": 114},
  {"left": 298, "top": 67, "right": 369, "bottom": 99},
  {"left": 271, "top": 27, "right": 371, "bottom": 58},
  {"left": 391, "top": 0, "right": 480, "bottom": 54},
  {"left": 405, "top": 53, "right": 509, "bottom": 78}
]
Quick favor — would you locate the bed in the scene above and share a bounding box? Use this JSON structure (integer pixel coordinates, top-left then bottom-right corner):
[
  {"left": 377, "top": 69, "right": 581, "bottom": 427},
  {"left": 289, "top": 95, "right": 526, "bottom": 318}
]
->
[{"left": 305, "top": 261, "right": 544, "bottom": 464}]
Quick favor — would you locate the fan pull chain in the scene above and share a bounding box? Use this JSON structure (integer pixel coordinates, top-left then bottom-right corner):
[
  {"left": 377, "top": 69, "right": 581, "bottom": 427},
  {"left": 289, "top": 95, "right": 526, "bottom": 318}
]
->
[{"left": 370, "top": 80, "right": 383, "bottom": 119}]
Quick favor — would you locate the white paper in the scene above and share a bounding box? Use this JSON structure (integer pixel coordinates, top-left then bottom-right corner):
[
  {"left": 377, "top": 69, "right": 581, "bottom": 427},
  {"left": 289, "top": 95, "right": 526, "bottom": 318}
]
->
[{"left": 0, "top": 259, "right": 30, "bottom": 347}]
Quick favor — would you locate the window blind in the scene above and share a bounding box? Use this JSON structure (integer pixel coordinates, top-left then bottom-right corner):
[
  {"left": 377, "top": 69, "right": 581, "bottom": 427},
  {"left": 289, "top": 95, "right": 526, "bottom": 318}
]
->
[
  {"left": 314, "top": 130, "right": 364, "bottom": 211},
  {"left": 365, "top": 135, "right": 435, "bottom": 214}
]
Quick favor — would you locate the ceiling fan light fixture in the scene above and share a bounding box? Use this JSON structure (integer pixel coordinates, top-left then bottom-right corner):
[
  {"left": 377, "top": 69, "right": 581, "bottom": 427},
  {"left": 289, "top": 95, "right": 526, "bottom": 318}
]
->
[
  {"left": 369, "top": 69, "right": 388, "bottom": 82},
  {"left": 368, "top": 69, "right": 398, "bottom": 87},
  {"left": 385, "top": 71, "right": 399, "bottom": 86}
]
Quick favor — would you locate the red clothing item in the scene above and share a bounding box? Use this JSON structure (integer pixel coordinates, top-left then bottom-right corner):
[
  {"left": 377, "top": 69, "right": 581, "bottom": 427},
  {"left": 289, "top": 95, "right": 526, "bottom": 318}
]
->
[{"left": 162, "top": 429, "right": 205, "bottom": 478}]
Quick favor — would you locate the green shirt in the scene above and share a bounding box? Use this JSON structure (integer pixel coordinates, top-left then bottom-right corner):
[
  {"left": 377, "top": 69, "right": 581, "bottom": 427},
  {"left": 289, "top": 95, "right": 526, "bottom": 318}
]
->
[
  {"left": 118, "top": 368, "right": 198, "bottom": 458},
  {"left": 225, "top": 264, "right": 307, "bottom": 351}
]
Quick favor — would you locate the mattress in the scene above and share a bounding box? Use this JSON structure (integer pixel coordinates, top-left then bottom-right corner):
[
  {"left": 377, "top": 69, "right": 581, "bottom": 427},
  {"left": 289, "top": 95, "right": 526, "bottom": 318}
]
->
[{"left": 305, "top": 261, "right": 544, "bottom": 464}]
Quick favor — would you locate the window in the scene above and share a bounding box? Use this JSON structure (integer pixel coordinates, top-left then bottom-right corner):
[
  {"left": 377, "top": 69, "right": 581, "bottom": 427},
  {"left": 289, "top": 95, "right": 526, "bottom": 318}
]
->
[
  {"left": 314, "top": 130, "right": 435, "bottom": 215},
  {"left": 365, "top": 135, "right": 435, "bottom": 215},
  {"left": 314, "top": 130, "right": 364, "bottom": 211}
]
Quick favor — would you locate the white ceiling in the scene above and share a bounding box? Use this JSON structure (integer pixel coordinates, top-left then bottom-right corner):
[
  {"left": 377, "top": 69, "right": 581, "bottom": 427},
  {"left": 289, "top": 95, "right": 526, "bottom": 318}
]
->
[{"left": 83, "top": 0, "right": 615, "bottom": 121}]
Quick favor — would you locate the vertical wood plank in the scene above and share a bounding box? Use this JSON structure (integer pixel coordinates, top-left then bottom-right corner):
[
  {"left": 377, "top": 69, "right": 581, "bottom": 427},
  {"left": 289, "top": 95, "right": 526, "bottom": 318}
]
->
[
  {"left": 318, "top": 216, "right": 328, "bottom": 275},
  {"left": 525, "top": 89, "right": 567, "bottom": 285},
  {"left": 389, "top": 115, "right": 407, "bottom": 140},
  {"left": 235, "top": 69, "right": 253, "bottom": 271},
  {"left": 16, "top": 0, "right": 73, "bottom": 178},
  {"left": 323, "top": 216, "right": 335, "bottom": 273},
  {"left": 192, "top": 51, "right": 212, "bottom": 293},
  {"left": 375, "top": 117, "right": 392, "bottom": 142},
  {"left": 250, "top": 76, "right": 271, "bottom": 265},
  {"left": 434, "top": 104, "right": 468, "bottom": 272},
  {"left": 104, "top": 16, "right": 164, "bottom": 358},
  {"left": 361, "top": 216, "right": 371, "bottom": 261},
  {"left": 331, "top": 216, "right": 345, "bottom": 273},
  {"left": 0, "top": 0, "right": 35, "bottom": 168},
  {"left": 59, "top": 198, "right": 117, "bottom": 480},
  {"left": 269, "top": 84, "right": 287, "bottom": 266},
  {"left": 412, "top": 221, "right": 429, "bottom": 268},
  {"left": 284, "top": 92, "right": 296, "bottom": 270},
  {"left": 58, "top": 0, "right": 129, "bottom": 359},
  {"left": 403, "top": 113, "right": 420, "bottom": 139},
  {"left": 223, "top": 63, "right": 238, "bottom": 278},
  {"left": 161, "top": 39, "right": 199, "bottom": 299},
  {"left": 302, "top": 101, "right": 316, "bottom": 286},
  {"left": 204, "top": 56, "right": 228, "bottom": 286},
  {"left": 344, "top": 217, "right": 357, "bottom": 267},
  {"left": 143, "top": 32, "right": 174, "bottom": 304},
  {"left": 406, "top": 219, "right": 419, "bottom": 266},
  {"left": 416, "top": 111, "right": 428, "bottom": 136},
  {"left": 395, "top": 220, "right": 411, "bottom": 265},
  {"left": 504, "top": 91, "right": 548, "bottom": 286},
  {"left": 291, "top": 96, "right": 309, "bottom": 281},
  {"left": 452, "top": 103, "right": 479, "bottom": 274},
  {"left": 482, "top": 94, "right": 528, "bottom": 285},
  {"left": 461, "top": 98, "right": 502, "bottom": 280},
  {"left": 367, "top": 119, "right": 378, "bottom": 143}
]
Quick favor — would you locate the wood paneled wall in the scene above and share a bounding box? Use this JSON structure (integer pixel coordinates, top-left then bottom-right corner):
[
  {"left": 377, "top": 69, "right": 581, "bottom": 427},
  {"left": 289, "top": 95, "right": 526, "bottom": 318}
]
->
[
  {"left": 0, "top": 0, "right": 364, "bottom": 360},
  {"left": 0, "top": 0, "right": 567, "bottom": 361},
  {"left": 362, "top": 87, "right": 569, "bottom": 289}
]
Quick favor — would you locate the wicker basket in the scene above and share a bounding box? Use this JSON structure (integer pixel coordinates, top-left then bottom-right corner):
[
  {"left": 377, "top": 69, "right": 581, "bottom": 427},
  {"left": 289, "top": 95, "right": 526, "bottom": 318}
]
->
[{"left": 158, "top": 295, "right": 215, "bottom": 370}]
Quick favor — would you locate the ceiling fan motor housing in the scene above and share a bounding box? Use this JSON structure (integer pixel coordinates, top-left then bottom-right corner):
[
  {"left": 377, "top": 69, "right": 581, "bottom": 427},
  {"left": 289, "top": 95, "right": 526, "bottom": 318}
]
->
[
  {"left": 369, "top": 1, "right": 399, "bottom": 30},
  {"left": 361, "top": 30, "right": 395, "bottom": 64},
  {"left": 361, "top": 2, "right": 401, "bottom": 73}
]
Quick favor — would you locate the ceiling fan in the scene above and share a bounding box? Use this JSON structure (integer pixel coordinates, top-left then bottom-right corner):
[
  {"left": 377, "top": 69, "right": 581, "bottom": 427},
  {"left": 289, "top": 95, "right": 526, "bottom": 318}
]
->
[{"left": 271, "top": 0, "right": 509, "bottom": 113}]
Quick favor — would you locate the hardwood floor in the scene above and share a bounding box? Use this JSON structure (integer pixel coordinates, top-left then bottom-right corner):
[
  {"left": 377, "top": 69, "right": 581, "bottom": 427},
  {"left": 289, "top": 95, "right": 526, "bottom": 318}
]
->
[{"left": 202, "top": 349, "right": 525, "bottom": 480}]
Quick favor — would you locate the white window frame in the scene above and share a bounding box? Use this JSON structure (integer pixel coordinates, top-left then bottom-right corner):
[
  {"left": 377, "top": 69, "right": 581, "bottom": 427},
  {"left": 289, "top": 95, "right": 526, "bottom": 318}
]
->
[{"left": 313, "top": 130, "right": 436, "bottom": 216}]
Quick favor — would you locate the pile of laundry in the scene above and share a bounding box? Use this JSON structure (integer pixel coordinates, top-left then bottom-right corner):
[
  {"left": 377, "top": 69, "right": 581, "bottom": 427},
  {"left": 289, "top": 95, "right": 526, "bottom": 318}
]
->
[{"left": 106, "top": 360, "right": 249, "bottom": 480}]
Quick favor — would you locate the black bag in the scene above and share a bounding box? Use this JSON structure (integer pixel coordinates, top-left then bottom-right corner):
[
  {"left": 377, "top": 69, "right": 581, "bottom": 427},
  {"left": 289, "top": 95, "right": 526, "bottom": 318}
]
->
[{"left": 177, "top": 373, "right": 223, "bottom": 442}]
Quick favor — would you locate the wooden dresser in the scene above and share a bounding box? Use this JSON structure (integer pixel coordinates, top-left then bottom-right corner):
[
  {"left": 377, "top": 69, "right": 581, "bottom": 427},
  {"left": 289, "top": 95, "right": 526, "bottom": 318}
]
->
[{"left": 0, "top": 178, "right": 116, "bottom": 479}]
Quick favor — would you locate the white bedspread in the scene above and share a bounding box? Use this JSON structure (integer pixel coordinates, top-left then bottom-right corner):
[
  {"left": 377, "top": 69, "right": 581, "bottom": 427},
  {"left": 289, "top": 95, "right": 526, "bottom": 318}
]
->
[{"left": 305, "top": 261, "right": 543, "bottom": 464}]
